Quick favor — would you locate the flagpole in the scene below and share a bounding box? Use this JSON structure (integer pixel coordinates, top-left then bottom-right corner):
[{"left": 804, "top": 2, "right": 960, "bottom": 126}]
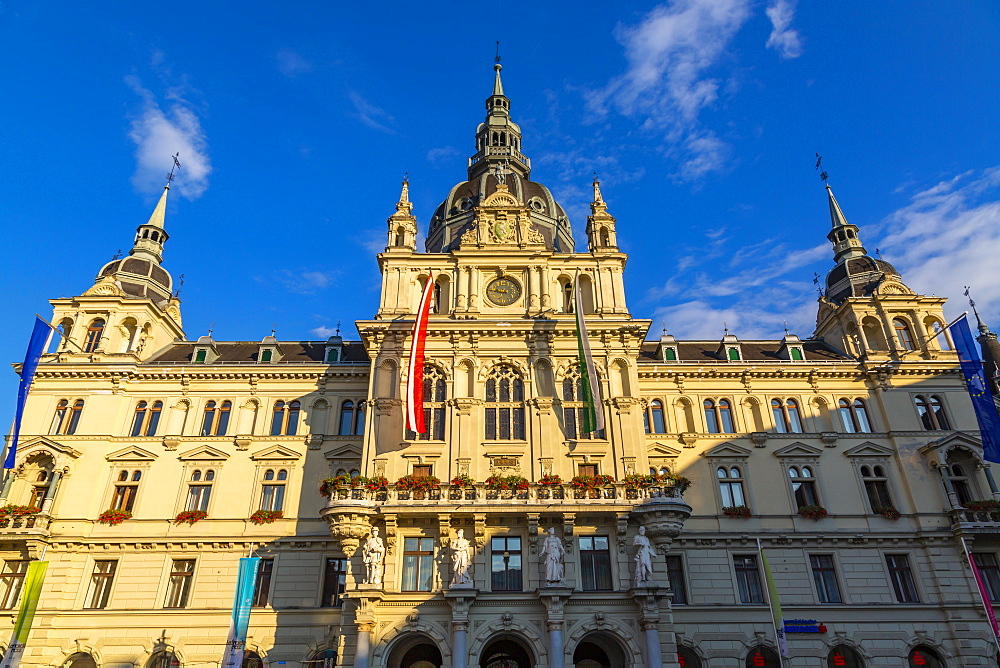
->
[
  {"left": 33, "top": 314, "right": 85, "bottom": 353},
  {"left": 756, "top": 538, "right": 786, "bottom": 667},
  {"left": 897, "top": 311, "right": 968, "bottom": 359},
  {"left": 959, "top": 536, "right": 1000, "bottom": 657}
]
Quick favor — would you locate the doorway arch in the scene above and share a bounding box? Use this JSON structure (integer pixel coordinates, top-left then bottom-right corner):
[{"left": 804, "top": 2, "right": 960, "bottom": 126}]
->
[
  {"left": 572, "top": 632, "right": 628, "bottom": 668},
  {"left": 480, "top": 634, "right": 534, "bottom": 668},
  {"left": 386, "top": 633, "right": 443, "bottom": 668}
]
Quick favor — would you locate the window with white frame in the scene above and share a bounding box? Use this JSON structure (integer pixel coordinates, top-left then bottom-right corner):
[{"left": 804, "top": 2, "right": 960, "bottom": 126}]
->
[
  {"left": 717, "top": 466, "right": 747, "bottom": 509},
  {"left": 838, "top": 398, "right": 872, "bottom": 433},
  {"left": 860, "top": 464, "right": 894, "bottom": 511},
  {"left": 185, "top": 469, "right": 215, "bottom": 512},
  {"left": 260, "top": 469, "right": 287, "bottom": 511},
  {"left": 164, "top": 559, "right": 195, "bottom": 608},
  {"left": 788, "top": 465, "right": 819, "bottom": 508},
  {"left": 772, "top": 398, "right": 803, "bottom": 433},
  {"left": 84, "top": 560, "right": 118, "bottom": 609},
  {"left": 111, "top": 469, "right": 142, "bottom": 512}
]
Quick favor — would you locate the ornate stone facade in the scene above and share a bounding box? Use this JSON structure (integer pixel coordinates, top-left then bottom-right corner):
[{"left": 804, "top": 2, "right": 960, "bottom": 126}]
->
[{"left": 3, "top": 64, "right": 1000, "bottom": 668}]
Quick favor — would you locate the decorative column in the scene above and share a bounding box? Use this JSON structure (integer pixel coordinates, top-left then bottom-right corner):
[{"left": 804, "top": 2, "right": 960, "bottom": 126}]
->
[
  {"left": 354, "top": 621, "right": 373, "bottom": 668},
  {"left": 0, "top": 471, "right": 14, "bottom": 504},
  {"left": 538, "top": 265, "right": 550, "bottom": 309},
  {"left": 980, "top": 463, "right": 1000, "bottom": 500},
  {"left": 630, "top": 588, "right": 668, "bottom": 668},
  {"left": 445, "top": 588, "right": 478, "bottom": 668},
  {"left": 456, "top": 265, "right": 468, "bottom": 311},
  {"left": 538, "top": 587, "right": 572, "bottom": 668},
  {"left": 40, "top": 470, "right": 61, "bottom": 513}
]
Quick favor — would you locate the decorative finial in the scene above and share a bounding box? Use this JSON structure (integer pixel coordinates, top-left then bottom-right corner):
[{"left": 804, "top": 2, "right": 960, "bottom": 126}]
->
[
  {"left": 783, "top": 320, "right": 789, "bottom": 335},
  {"left": 495, "top": 41, "right": 501, "bottom": 65},
  {"left": 404, "top": 171, "right": 408, "bottom": 183},
  {"left": 336, "top": 320, "right": 342, "bottom": 336},
  {"left": 173, "top": 273, "right": 185, "bottom": 298},
  {"left": 166, "top": 152, "right": 181, "bottom": 186},
  {"left": 815, "top": 153, "right": 829, "bottom": 185},
  {"left": 271, "top": 323, "right": 277, "bottom": 337},
  {"left": 661, "top": 320, "right": 667, "bottom": 336},
  {"left": 724, "top": 322, "right": 729, "bottom": 335},
  {"left": 875, "top": 247, "right": 884, "bottom": 260},
  {"left": 207, "top": 322, "right": 214, "bottom": 337},
  {"left": 813, "top": 272, "right": 823, "bottom": 297},
  {"left": 112, "top": 249, "right": 122, "bottom": 260}
]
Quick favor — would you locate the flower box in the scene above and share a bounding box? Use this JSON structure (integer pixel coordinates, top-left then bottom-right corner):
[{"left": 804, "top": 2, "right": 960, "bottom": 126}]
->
[
  {"left": 450, "top": 474, "right": 476, "bottom": 487},
  {"left": 536, "top": 474, "right": 563, "bottom": 486},
  {"left": 174, "top": 510, "right": 208, "bottom": 525},
  {"left": 97, "top": 509, "right": 132, "bottom": 526},
  {"left": 249, "top": 509, "right": 283, "bottom": 525},
  {"left": 798, "top": 505, "right": 828, "bottom": 520},
  {"left": 0, "top": 504, "right": 40, "bottom": 517},
  {"left": 485, "top": 475, "right": 529, "bottom": 491},
  {"left": 965, "top": 499, "right": 1000, "bottom": 512},
  {"left": 872, "top": 505, "right": 901, "bottom": 520},
  {"left": 396, "top": 474, "right": 441, "bottom": 492},
  {"left": 722, "top": 505, "right": 752, "bottom": 519}
]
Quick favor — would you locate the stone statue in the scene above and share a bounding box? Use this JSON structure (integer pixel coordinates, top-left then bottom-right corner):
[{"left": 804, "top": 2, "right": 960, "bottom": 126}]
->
[
  {"left": 362, "top": 527, "right": 385, "bottom": 585},
  {"left": 450, "top": 529, "right": 473, "bottom": 587},
  {"left": 633, "top": 526, "right": 655, "bottom": 586},
  {"left": 540, "top": 527, "right": 565, "bottom": 584}
]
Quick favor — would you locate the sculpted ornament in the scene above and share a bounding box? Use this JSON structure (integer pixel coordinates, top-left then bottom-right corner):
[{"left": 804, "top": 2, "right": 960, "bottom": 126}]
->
[
  {"left": 540, "top": 527, "right": 565, "bottom": 584},
  {"left": 362, "top": 527, "right": 385, "bottom": 585},
  {"left": 450, "top": 529, "right": 474, "bottom": 587},
  {"left": 633, "top": 526, "right": 655, "bottom": 586}
]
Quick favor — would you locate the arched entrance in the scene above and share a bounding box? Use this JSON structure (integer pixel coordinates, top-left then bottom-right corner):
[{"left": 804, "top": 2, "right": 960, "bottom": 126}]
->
[
  {"left": 828, "top": 645, "right": 864, "bottom": 667},
  {"left": 386, "top": 633, "right": 443, "bottom": 668},
  {"left": 480, "top": 635, "right": 534, "bottom": 668},
  {"left": 909, "top": 645, "right": 945, "bottom": 667},
  {"left": 63, "top": 653, "right": 97, "bottom": 668},
  {"left": 572, "top": 632, "right": 628, "bottom": 668}
]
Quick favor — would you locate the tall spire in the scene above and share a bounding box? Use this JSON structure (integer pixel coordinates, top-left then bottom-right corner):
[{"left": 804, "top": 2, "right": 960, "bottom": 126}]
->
[
  {"left": 469, "top": 58, "right": 529, "bottom": 180},
  {"left": 825, "top": 184, "right": 866, "bottom": 263},
  {"left": 130, "top": 185, "right": 170, "bottom": 264},
  {"left": 493, "top": 62, "right": 505, "bottom": 97}
]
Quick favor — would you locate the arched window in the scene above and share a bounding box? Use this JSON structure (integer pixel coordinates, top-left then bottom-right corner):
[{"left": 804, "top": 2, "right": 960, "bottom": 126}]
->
[
  {"left": 861, "top": 465, "right": 893, "bottom": 512},
  {"left": 915, "top": 395, "right": 950, "bottom": 430},
  {"left": 84, "top": 319, "right": 105, "bottom": 353},
  {"left": 704, "top": 399, "right": 734, "bottom": 433},
  {"left": 893, "top": 318, "right": 916, "bottom": 351},
  {"left": 186, "top": 468, "right": 214, "bottom": 511},
  {"left": 948, "top": 462, "right": 973, "bottom": 507},
  {"left": 562, "top": 280, "right": 573, "bottom": 313},
  {"left": 745, "top": 646, "right": 780, "bottom": 667},
  {"left": 407, "top": 365, "right": 447, "bottom": 441},
  {"left": 645, "top": 399, "right": 666, "bottom": 434},
  {"left": 908, "top": 646, "right": 944, "bottom": 667},
  {"left": 146, "top": 651, "right": 180, "bottom": 668},
  {"left": 52, "top": 399, "right": 84, "bottom": 435},
  {"left": 717, "top": 466, "right": 746, "bottom": 508},
  {"left": 338, "top": 400, "right": 364, "bottom": 435},
  {"left": 270, "top": 400, "right": 300, "bottom": 436},
  {"left": 29, "top": 469, "right": 51, "bottom": 508},
  {"left": 788, "top": 465, "right": 819, "bottom": 508},
  {"left": 838, "top": 398, "right": 872, "bottom": 433},
  {"left": 131, "top": 400, "right": 163, "bottom": 437},
  {"left": 112, "top": 469, "right": 142, "bottom": 512},
  {"left": 486, "top": 364, "right": 526, "bottom": 440},
  {"left": 930, "top": 320, "right": 953, "bottom": 351},
  {"left": 677, "top": 647, "right": 702, "bottom": 668},
  {"left": 772, "top": 398, "right": 803, "bottom": 433},
  {"left": 260, "top": 468, "right": 288, "bottom": 511},
  {"left": 828, "top": 645, "right": 865, "bottom": 667},
  {"left": 201, "top": 400, "right": 232, "bottom": 436},
  {"left": 562, "top": 369, "right": 605, "bottom": 440},
  {"left": 68, "top": 399, "right": 84, "bottom": 434},
  {"left": 63, "top": 653, "right": 98, "bottom": 668},
  {"left": 50, "top": 399, "right": 69, "bottom": 434}
]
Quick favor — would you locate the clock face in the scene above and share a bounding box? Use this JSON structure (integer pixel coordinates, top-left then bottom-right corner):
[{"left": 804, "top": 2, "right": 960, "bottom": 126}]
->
[{"left": 486, "top": 277, "right": 522, "bottom": 306}]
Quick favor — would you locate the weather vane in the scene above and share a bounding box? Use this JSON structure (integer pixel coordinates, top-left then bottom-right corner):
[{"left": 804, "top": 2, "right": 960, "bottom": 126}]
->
[
  {"left": 336, "top": 320, "right": 342, "bottom": 336},
  {"left": 166, "top": 152, "right": 182, "bottom": 184},
  {"left": 815, "top": 153, "right": 829, "bottom": 184},
  {"left": 813, "top": 272, "right": 824, "bottom": 297},
  {"left": 112, "top": 249, "right": 122, "bottom": 260},
  {"left": 495, "top": 41, "right": 501, "bottom": 64},
  {"left": 174, "top": 273, "right": 185, "bottom": 298}
]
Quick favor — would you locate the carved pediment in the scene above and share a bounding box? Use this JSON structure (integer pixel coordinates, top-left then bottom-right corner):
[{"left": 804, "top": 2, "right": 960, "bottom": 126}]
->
[
  {"left": 843, "top": 442, "right": 894, "bottom": 458},
  {"left": 178, "top": 445, "right": 230, "bottom": 461},
  {"left": 773, "top": 442, "right": 824, "bottom": 458},
  {"left": 648, "top": 443, "right": 683, "bottom": 458},
  {"left": 919, "top": 432, "right": 983, "bottom": 467},
  {"left": 251, "top": 445, "right": 303, "bottom": 461},
  {"left": 702, "top": 442, "right": 753, "bottom": 458},
  {"left": 106, "top": 446, "right": 159, "bottom": 462},
  {"left": 324, "top": 444, "right": 363, "bottom": 460},
  {"left": 481, "top": 184, "right": 523, "bottom": 209},
  {"left": 16, "top": 437, "right": 82, "bottom": 459},
  {"left": 83, "top": 275, "right": 125, "bottom": 297}
]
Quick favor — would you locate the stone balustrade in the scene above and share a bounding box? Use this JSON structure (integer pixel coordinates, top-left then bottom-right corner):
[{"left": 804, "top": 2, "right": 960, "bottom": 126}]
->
[{"left": 323, "top": 482, "right": 686, "bottom": 507}]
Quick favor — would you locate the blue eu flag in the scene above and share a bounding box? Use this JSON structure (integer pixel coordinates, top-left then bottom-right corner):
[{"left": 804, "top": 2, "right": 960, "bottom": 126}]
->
[
  {"left": 953, "top": 315, "right": 1000, "bottom": 463},
  {"left": 4, "top": 317, "right": 53, "bottom": 469}
]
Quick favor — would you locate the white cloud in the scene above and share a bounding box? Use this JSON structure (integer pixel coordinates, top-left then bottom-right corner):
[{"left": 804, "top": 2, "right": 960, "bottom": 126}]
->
[
  {"left": 126, "top": 75, "right": 211, "bottom": 200},
  {"left": 269, "top": 269, "right": 340, "bottom": 294},
  {"left": 276, "top": 49, "right": 313, "bottom": 77},
  {"left": 311, "top": 325, "right": 339, "bottom": 338},
  {"left": 427, "top": 146, "right": 461, "bottom": 166},
  {"left": 349, "top": 91, "right": 396, "bottom": 134},
  {"left": 765, "top": 0, "right": 803, "bottom": 59},
  {"left": 872, "top": 168, "right": 1000, "bottom": 325}
]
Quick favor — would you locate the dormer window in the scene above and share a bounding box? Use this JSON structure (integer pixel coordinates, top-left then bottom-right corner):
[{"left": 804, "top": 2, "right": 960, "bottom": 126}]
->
[
  {"left": 261, "top": 349, "right": 272, "bottom": 363},
  {"left": 194, "top": 349, "right": 207, "bottom": 363},
  {"left": 326, "top": 348, "right": 340, "bottom": 362},
  {"left": 727, "top": 347, "right": 741, "bottom": 361}
]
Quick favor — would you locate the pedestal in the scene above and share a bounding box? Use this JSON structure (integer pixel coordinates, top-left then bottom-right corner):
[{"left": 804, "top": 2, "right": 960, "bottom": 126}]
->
[
  {"left": 537, "top": 586, "right": 573, "bottom": 668},
  {"left": 445, "top": 588, "right": 479, "bottom": 668}
]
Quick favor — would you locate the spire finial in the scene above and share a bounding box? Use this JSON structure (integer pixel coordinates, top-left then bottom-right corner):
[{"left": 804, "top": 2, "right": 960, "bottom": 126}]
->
[
  {"left": 271, "top": 323, "right": 277, "bottom": 337},
  {"left": 815, "top": 152, "right": 829, "bottom": 185},
  {"left": 336, "top": 320, "right": 342, "bottom": 336},
  {"left": 492, "top": 44, "right": 505, "bottom": 96},
  {"left": 166, "top": 152, "right": 181, "bottom": 187},
  {"left": 208, "top": 322, "right": 214, "bottom": 337},
  {"left": 966, "top": 286, "right": 987, "bottom": 332},
  {"left": 399, "top": 175, "right": 410, "bottom": 204},
  {"left": 783, "top": 320, "right": 789, "bottom": 336},
  {"left": 592, "top": 172, "right": 604, "bottom": 204},
  {"left": 495, "top": 41, "right": 501, "bottom": 65},
  {"left": 724, "top": 322, "right": 729, "bottom": 335}
]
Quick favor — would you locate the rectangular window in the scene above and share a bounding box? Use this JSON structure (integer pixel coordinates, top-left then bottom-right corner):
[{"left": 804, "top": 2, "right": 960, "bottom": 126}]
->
[
  {"left": 164, "top": 559, "right": 195, "bottom": 608},
  {"left": 402, "top": 538, "right": 434, "bottom": 592},
  {"left": 665, "top": 555, "right": 688, "bottom": 604},
  {"left": 579, "top": 536, "right": 613, "bottom": 591},
  {"left": 412, "top": 465, "right": 432, "bottom": 478},
  {"left": 974, "top": 553, "right": 1000, "bottom": 602},
  {"left": 260, "top": 485, "right": 285, "bottom": 512},
  {"left": 85, "top": 560, "right": 118, "bottom": 609},
  {"left": 491, "top": 536, "right": 522, "bottom": 592},
  {"left": 252, "top": 558, "right": 274, "bottom": 608},
  {"left": 0, "top": 561, "right": 29, "bottom": 610},
  {"left": 578, "top": 464, "right": 598, "bottom": 478},
  {"left": 112, "top": 484, "right": 138, "bottom": 512},
  {"left": 809, "top": 554, "right": 842, "bottom": 603},
  {"left": 186, "top": 485, "right": 211, "bottom": 512},
  {"left": 886, "top": 554, "right": 919, "bottom": 603},
  {"left": 733, "top": 555, "right": 764, "bottom": 604},
  {"left": 320, "top": 558, "right": 347, "bottom": 607}
]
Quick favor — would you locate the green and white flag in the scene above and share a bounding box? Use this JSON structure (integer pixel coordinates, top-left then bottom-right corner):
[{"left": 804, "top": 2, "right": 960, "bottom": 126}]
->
[
  {"left": 574, "top": 277, "right": 605, "bottom": 433},
  {"left": 2, "top": 560, "right": 48, "bottom": 668},
  {"left": 757, "top": 540, "right": 789, "bottom": 659}
]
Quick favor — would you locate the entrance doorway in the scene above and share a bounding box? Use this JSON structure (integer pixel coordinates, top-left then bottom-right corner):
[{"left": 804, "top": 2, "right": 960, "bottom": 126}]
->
[
  {"left": 573, "top": 633, "right": 628, "bottom": 668},
  {"left": 480, "top": 636, "right": 534, "bottom": 668},
  {"left": 386, "top": 634, "right": 442, "bottom": 668}
]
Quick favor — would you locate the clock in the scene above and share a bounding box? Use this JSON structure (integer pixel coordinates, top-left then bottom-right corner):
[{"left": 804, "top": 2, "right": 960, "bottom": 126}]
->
[{"left": 486, "top": 277, "right": 522, "bottom": 306}]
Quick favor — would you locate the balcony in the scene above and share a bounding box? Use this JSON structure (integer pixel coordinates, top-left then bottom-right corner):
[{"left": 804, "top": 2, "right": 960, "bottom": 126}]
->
[
  {"left": 0, "top": 513, "right": 51, "bottom": 539},
  {"left": 951, "top": 507, "right": 1000, "bottom": 534},
  {"left": 468, "top": 147, "right": 531, "bottom": 170},
  {"left": 324, "top": 482, "right": 686, "bottom": 512}
]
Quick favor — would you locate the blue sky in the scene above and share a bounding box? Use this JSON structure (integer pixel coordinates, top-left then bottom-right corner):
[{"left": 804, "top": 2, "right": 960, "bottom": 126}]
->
[{"left": 2, "top": 1, "right": 1000, "bottom": 427}]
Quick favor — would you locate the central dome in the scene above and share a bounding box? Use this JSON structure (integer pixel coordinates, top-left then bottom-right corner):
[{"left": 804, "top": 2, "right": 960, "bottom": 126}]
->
[{"left": 424, "top": 63, "right": 575, "bottom": 254}]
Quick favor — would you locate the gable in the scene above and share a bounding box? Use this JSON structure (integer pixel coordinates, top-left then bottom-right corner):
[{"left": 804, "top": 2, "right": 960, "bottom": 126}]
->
[
  {"left": 251, "top": 445, "right": 303, "bottom": 461},
  {"left": 843, "top": 442, "right": 895, "bottom": 458},
  {"left": 772, "top": 442, "right": 824, "bottom": 458},
  {"left": 648, "top": 443, "right": 683, "bottom": 458},
  {"left": 106, "top": 446, "right": 159, "bottom": 462},
  {"left": 702, "top": 442, "right": 753, "bottom": 458},
  {"left": 178, "top": 445, "right": 230, "bottom": 461},
  {"left": 325, "top": 444, "right": 363, "bottom": 459},
  {"left": 16, "top": 436, "right": 82, "bottom": 459}
]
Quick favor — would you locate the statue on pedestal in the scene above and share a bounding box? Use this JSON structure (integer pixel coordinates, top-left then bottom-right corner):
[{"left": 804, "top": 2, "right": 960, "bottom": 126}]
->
[
  {"left": 540, "top": 527, "right": 565, "bottom": 584},
  {"left": 451, "top": 529, "right": 473, "bottom": 587},
  {"left": 633, "top": 526, "right": 655, "bottom": 586},
  {"left": 362, "top": 527, "right": 385, "bottom": 585}
]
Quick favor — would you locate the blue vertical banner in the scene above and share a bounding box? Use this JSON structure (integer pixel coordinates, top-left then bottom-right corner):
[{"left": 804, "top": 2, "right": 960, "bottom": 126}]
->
[
  {"left": 222, "top": 557, "right": 261, "bottom": 668},
  {"left": 5, "top": 318, "right": 53, "bottom": 469},
  {"left": 953, "top": 315, "right": 1000, "bottom": 463}
]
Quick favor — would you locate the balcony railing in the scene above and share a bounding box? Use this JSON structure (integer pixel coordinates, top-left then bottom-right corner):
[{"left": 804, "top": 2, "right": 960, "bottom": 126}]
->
[
  {"left": 951, "top": 507, "right": 1000, "bottom": 531},
  {"left": 325, "top": 483, "right": 684, "bottom": 506},
  {"left": 0, "top": 513, "right": 51, "bottom": 536},
  {"left": 468, "top": 147, "right": 531, "bottom": 169}
]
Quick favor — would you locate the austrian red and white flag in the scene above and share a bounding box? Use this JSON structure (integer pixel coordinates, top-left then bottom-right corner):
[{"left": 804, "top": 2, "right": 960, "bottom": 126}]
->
[{"left": 405, "top": 272, "right": 435, "bottom": 433}]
